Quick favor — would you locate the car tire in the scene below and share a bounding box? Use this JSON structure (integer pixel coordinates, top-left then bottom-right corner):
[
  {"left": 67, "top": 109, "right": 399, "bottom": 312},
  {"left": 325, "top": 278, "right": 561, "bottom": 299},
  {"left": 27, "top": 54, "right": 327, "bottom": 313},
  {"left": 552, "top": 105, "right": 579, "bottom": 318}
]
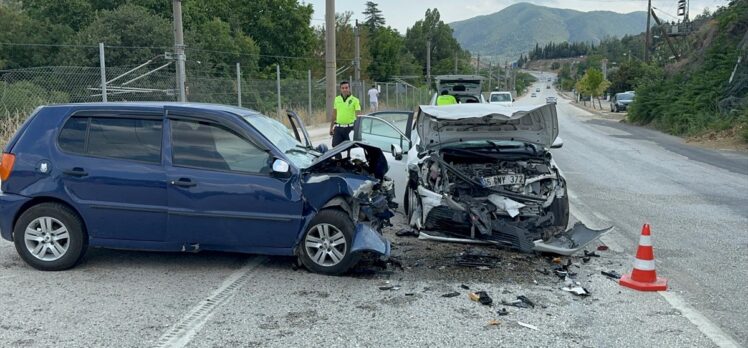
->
[
  {"left": 298, "top": 209, "right": 359, "bottom": 275},
  {"left": 13, "top": 203, "right": 87, "bottom": 271},
  {"left": 405, "top": 186, "right": 422, "bottom": 229},
  {"left": 614, "top": 105, "right": 619, "bottom": 113}
]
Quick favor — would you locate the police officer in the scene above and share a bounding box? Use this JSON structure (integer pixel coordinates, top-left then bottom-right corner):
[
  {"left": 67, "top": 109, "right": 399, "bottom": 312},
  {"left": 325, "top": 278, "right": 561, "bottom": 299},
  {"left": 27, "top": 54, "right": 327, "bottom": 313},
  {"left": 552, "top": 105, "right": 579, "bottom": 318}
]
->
[
  {"left": 329, "top": 81, "right": 361, "bottom": 147},
  {"left": 436, "top": 89, "right": 457, "bottom": 105}
]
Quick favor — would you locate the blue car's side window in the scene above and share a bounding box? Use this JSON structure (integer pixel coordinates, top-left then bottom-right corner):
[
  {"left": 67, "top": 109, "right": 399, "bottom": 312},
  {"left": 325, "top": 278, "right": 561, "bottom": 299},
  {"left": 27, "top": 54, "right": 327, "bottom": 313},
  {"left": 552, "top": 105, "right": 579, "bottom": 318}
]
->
[
  {"left": 58, "top": 116, "right": 162, "bottom": 164},
  {"left": 171, "top": 120, "right": 270, "bottom": 174}
]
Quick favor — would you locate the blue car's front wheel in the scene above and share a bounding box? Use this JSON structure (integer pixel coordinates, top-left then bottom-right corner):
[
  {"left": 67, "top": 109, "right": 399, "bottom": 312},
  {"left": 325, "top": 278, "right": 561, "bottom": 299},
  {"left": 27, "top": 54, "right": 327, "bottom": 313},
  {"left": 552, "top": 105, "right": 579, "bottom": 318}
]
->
[{"left": 299, "top": 209, "right": 359, "bottom": 275}]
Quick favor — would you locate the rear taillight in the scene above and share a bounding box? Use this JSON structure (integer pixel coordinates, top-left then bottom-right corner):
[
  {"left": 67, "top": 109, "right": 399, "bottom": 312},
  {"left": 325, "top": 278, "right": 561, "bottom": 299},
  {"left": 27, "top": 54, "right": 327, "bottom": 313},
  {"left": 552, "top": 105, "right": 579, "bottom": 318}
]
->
[{"left": 0, "top": 153, "right": 16, "bottom": 181}]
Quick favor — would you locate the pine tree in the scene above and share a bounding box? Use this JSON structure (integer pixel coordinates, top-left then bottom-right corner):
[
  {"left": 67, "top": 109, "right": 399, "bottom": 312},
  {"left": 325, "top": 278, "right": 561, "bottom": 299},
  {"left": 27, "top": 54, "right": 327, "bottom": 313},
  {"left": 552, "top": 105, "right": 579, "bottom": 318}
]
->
[{"left": 362, "top": 1, "right": 385, "bottom": 32}]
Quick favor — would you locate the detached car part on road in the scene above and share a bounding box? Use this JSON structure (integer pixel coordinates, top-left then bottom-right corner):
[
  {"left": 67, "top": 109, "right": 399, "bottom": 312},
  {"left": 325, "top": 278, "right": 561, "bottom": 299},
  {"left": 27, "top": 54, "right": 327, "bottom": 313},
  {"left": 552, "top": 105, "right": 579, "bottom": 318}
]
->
[
  {"left": 0, "top": 103, "right": 395, "bottom": 275},
  {"left": 353, "top": 104, "right": 610, "bottom": 255}
]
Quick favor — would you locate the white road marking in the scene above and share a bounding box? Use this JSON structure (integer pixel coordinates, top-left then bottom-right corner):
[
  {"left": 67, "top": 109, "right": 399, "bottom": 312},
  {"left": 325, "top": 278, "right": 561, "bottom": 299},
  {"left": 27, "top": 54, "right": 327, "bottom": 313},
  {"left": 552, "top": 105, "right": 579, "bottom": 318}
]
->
[
  {"left": 568, "top": 188, "right": 742, "bottom": 347},
  {"left": 660, "top": 291, "right": 742, "bottom": 348},
  {"left": 153, "top": 256, "right": 266, "bottom": 348}
]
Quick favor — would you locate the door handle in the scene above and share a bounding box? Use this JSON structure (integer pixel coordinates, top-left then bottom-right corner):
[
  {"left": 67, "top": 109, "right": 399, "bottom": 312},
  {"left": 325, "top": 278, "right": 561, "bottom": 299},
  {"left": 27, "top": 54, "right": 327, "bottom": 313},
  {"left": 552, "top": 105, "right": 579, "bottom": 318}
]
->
[
  {"left": 63, "top": 167, "right": 88, "bottom": 177},
  {"left": 170, "top": 178, "right": 196, "bottom": 188}
]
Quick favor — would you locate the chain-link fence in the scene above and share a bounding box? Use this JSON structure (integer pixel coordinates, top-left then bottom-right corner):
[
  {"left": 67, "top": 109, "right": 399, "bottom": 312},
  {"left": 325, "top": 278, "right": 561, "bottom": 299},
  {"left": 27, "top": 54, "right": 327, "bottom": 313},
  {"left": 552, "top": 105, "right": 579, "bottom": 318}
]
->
[{"left": 1, "top": 43, "right": 431, "bottom": 133}]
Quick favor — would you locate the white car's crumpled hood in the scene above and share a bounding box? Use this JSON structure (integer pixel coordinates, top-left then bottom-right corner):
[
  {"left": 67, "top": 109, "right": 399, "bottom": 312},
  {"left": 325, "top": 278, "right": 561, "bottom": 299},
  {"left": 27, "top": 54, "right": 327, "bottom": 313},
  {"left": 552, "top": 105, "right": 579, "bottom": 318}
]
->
[{"left": 416, "top": 103, "right": 559, "bottom": 148}]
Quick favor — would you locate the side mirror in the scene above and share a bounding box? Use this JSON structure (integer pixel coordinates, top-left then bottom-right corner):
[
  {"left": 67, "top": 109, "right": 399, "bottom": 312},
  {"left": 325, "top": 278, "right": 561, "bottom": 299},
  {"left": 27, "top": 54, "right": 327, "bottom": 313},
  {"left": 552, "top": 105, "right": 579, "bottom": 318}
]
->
[
  {"left": 391, "top": 144, "right": 403, "bottom": 161},
  {"left": 512, "top": 98, "right": 516, "bottom": 102},
  {"left": 272, "top": 159, "right": 290, "bottom": 174},
  {"left": 551, "top": 137, "right": 564, "bottom": 149}
]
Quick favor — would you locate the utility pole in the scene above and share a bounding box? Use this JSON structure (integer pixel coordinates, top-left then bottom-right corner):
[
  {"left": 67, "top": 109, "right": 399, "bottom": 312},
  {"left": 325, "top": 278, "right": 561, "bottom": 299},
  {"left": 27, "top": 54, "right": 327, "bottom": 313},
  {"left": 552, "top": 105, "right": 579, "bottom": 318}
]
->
[
  {"left": 426, "top": 40, "right": 431, "bottom": 89},
  {"left": 354, "top": 19, "right": 361, "bottom": 99},
  {"left": 650, "top": 9, "right": 681, "bottom": 60},
  {"left": 644, "top": 0, "right": 652, "bottom": 63},
  {"left": 172, "top": 0, "right": 186, "bottom": 102},
  {"left": 475, "top": 54, "right": 480, "bottom": 75},
  {"left": 325, "top": 0, "right": 336, "bottom": 122},
  {"left": 487, "top": 61, "right": 492, "bottom": 91}
]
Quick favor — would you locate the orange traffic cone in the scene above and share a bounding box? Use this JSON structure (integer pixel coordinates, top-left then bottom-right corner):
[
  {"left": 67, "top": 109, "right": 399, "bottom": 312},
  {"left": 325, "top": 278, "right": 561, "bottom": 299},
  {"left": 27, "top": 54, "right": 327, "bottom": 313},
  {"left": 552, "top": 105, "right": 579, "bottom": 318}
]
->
[{"left": 619, "top": 224, "right": 668, "bottom": 291}]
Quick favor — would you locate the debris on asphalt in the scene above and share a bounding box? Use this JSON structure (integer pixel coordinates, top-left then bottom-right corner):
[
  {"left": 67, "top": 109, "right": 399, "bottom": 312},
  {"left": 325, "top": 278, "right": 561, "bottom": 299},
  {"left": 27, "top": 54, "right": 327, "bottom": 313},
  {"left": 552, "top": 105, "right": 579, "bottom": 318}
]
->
[
  {"left": 469, "top": 291, "right": 493, "bottom": 306},
  {"left": 517, "top": 321, "right": 539, "bottom": 331},
  {"left": 535, "top": 268, "right": 550, "bottom": 276},
  {"left": 455, "top": 248, "right": 501, "bottom": 268},
  {"left": 497, "top": 308, "right": 509, "bottom": 316},
  {"left": 601, "top": 270, "right": 622, "bottom": 280},
  {"left": 476, "top": 266, "right": 491, "bottom": 271},
  {"left": 460, "top": 284, "right": 470, "bottom": 290},
  {"left": 405, "top": 293, "right": 415, "bottom": 296},
  {"left": 562, "top": 276, "right": 591, "bottom": 297},
  {"left": 551, "top": 257, "right": 562, "bottom": 264},
  {"left": 501, "top": 295, "right": 534, "bottom": 309},
  {"left": 488, "top": 319, "right": 501, "bottom": 326},
  {"left": 442, "top": 292, "right": 460, "bottom": 298},
  {"left": 584, "top": 250, "right": 600, "bottom": 258},
  {"left": 597, "top": 245, "right": 609, "bottom": 251},
  {"left": 582, "top": 256, "right": 591, "bottom": 263},
  {"left": 395, "top": 229, "right": 419, "bottom": 238},
  {"left": 516, "top": 295, "right": 535, "bottom": 308},
  {"left": 379, "top": 281, "right": 400, "bottom": 291}
]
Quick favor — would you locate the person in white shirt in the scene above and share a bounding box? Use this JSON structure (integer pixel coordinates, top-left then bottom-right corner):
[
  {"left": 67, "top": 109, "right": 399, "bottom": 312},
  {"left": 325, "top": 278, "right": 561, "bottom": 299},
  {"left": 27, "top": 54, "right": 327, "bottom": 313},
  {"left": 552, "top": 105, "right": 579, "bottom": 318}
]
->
[{"left": 367, "top": 85, "right": 379, "bottom": 111}]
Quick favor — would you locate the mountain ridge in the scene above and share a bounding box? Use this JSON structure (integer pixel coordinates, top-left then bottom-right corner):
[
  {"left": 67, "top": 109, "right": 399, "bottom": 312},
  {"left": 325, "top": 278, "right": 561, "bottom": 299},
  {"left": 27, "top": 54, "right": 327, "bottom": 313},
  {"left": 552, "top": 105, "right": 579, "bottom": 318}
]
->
[{"left": 449, "top": 2, "right": 647, "bottom": 61}]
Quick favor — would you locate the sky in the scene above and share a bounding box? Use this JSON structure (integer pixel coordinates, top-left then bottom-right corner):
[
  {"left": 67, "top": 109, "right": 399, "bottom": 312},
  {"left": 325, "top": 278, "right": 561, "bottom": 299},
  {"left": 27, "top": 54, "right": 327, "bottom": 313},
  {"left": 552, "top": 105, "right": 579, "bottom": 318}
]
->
[{"left": 304, "top": 0, "right": 731, "bottom": 33}]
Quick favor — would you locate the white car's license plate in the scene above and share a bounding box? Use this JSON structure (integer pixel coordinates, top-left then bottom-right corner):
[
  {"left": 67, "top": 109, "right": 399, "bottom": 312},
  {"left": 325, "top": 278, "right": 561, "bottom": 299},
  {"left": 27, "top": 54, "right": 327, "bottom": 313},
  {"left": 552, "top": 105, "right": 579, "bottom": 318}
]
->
[{"left": 481, "top": 174, "right": 525, "bottom": 187}]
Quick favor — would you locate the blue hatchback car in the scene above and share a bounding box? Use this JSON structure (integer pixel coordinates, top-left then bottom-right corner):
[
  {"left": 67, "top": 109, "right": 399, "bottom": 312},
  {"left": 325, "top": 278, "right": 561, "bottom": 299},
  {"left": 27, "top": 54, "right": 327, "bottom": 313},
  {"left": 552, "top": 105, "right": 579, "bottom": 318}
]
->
[{"left": 0, "top": 103, "right": 394, "bottom": 274}]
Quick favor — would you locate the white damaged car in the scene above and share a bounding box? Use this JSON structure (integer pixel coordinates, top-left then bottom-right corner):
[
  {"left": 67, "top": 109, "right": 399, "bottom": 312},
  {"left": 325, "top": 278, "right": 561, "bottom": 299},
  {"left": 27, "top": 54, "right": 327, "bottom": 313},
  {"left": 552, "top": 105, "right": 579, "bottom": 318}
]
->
[{"left": 352, "top": 104, "right": 610, "bottom": 255}]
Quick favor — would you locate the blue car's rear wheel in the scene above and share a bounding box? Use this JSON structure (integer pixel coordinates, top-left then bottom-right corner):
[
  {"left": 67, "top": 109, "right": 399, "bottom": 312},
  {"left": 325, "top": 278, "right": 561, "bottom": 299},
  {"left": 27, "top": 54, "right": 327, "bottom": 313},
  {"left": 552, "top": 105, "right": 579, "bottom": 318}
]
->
[
  {"left": 299, "top": 209, "right": 359, "bottom": 275},
  {"left": 14, "top": 203, "right": 87, "bottom": 271}
]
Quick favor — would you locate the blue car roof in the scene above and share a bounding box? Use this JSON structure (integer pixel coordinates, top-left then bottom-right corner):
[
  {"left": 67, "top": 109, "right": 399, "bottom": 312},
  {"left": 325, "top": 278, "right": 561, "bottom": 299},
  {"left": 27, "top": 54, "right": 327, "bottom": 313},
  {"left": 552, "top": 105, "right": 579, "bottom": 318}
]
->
[{"left": 41, "top": 102, "right": 265, "bottom": 118}]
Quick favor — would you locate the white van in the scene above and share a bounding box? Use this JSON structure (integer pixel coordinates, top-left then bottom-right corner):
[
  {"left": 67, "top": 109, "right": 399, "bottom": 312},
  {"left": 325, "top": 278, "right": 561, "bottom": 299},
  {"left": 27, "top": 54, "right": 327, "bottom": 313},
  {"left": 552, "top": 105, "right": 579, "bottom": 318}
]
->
[{"left": 488, "top": 91, "right": 514, "bottom": 107}]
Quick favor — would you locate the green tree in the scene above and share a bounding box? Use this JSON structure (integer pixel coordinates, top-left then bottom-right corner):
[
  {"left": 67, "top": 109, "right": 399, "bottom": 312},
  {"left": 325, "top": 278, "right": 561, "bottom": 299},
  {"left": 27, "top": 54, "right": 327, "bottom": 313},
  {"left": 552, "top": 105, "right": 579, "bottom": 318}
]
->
[
  {"left": 576, "top": 68, "right": 610, "bottom": 108},
  {"left": 362, "top": 1, "right": 385, "bottom": 32},
  {"left": 187, "top": 18, "right": 260, "bottom": 76},
  {"left": 183, "top": 0, "right": 316, "bottom": 77},
  {"left": 0, "top": 3, "right": 74, "bottom": 69},
  {"left": 20, "top": 0, "right": 95, "bottom": 32},
  {"left": 62, "top": 4, "right": 172, "bottom": 67},
  {"left": 404, "top": 9, "right": 469, "bottom": 77},
  {"left": 367, "top": 27, "right": 405, "bottom": 81}
]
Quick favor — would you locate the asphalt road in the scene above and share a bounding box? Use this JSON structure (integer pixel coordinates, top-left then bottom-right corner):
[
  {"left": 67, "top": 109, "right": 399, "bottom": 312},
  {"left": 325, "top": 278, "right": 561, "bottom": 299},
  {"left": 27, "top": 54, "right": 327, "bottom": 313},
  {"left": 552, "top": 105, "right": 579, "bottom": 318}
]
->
[
  {"left": 523, "top": 74, "right": 748, "bottom": 346},
  {"left": 0, "top": 80, "right": 745, "bottom": 347}
]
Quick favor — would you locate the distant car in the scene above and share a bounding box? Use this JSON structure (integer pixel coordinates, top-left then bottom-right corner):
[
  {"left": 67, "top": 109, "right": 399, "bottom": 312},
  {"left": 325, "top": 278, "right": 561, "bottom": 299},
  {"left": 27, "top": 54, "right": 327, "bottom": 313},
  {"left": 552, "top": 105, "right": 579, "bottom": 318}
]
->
[
  {"left": 0, "top": 103, "right": 396, "bottom": 274},
  {"left": 489, "top": 91, "right": 514, "bottom": 107},
  {"left": 531, "top": 92, "right": 537, "bottom": 97},
  {"left": 430, "top": 75, "right": 486, "bottom": 105},
  {"left": 546, "top": 85, "right": 550, "bottom": 89},
  {"left": 546, "top": 96, "right": 557, "bottom": 104},
  {"left": 535, "top": 88, "right": 541, "bottom": 92},
  {"left": 610, "top": 92, "right": 635, "bottom": 112}
]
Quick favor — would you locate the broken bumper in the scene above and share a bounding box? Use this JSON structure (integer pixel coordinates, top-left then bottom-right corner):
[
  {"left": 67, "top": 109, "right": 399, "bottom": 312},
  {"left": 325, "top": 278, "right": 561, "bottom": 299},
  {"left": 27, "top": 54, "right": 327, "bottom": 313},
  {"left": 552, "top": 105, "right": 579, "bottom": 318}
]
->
[
  {"left": 350, "top": 223, "right": 391, "bottom": 257},
  {"left": 533, "top": 222, "right": 613, "bottom": 256}
]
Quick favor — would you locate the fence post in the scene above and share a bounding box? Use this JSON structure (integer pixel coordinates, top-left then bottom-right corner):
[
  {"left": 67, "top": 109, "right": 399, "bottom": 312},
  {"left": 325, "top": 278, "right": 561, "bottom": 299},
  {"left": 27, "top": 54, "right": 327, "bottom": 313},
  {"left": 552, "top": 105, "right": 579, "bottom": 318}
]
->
[
  {"left": 396, "top": 84, "right": 400, "bottom": 108},
  {"left": 385, "top": 83, "right": 389, "bottom": 109},
  {"left": 236, "top": 62, "right": 242, "bottom": 107},
  {"left": 362, "top": 79, "right": 366, "bottom": 112},
  {"left": 276, "top": 64, "right": 281, "bottom": 118},
  {"left": 307, "top": 69, "right": 312, "bottom": 118},
  {"left": 99, "top": 42, "right": 107, "bottom": 102}
]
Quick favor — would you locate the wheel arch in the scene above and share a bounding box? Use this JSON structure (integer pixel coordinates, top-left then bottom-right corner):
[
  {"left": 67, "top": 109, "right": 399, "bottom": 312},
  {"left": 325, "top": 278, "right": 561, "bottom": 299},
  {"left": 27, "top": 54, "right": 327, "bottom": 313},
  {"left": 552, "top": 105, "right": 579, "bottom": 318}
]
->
[{"left": 12, "top": 197, "right": 87, "bottom": 242}]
